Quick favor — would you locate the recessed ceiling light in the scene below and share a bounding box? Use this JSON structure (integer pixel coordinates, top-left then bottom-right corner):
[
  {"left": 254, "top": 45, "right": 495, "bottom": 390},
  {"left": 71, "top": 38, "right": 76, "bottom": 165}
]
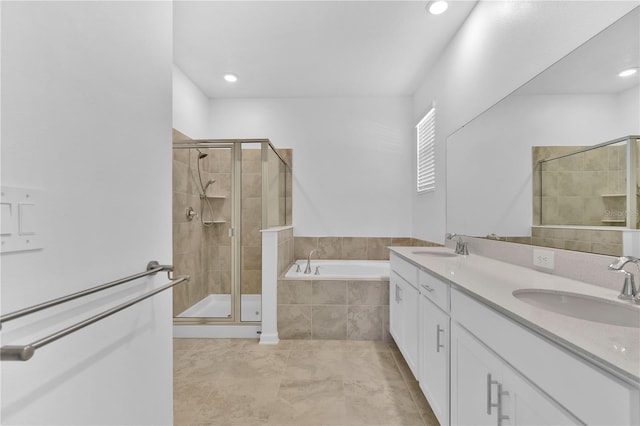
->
[
  {"left": 428, "top": 1, "right": 448, "bottom": 15},
  {"left": 618, "top": 68, "right": 638, "bottom": 77},
  {"left": 224, "top": 73, "right": 238, "bottom": 83}
]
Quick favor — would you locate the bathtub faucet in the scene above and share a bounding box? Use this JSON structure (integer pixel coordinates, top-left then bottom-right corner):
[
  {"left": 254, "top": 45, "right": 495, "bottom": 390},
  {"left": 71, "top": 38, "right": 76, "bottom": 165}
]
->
[{"left": 304, "top": 249, "right": 320, "bottom": 274}]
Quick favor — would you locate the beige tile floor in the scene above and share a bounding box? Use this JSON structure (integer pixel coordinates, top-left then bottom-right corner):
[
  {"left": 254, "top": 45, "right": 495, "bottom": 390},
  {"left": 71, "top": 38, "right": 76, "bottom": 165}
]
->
[{"left": 174, "top": 338, "right": 440, "bottom": 426}]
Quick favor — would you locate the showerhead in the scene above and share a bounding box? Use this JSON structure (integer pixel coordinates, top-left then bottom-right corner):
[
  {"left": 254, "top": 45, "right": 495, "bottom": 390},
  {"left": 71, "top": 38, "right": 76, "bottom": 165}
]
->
[
  {"left": 204, "top": 179, "right": 216, "bottom": 193},
  {"left": 196, "top": 149, "right": 208, "bottom": 159}
]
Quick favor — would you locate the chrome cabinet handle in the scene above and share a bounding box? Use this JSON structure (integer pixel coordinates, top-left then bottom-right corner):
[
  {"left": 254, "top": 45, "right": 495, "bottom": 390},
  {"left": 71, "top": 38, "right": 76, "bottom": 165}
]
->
[
  {"left": 395, "top": 284, "right": 402, "bottom": 302},
  {"left": 421, "top": 283, "right": 435, "bottom": 292},
  {"left": 487, "top": 374, "right": 499, "bottom": 415},
  {"left": 436, "top": 324, "right": 445, "bottom": 352},
  {"left": 497, "top": 383, "right": 510, "bottom": 426}
]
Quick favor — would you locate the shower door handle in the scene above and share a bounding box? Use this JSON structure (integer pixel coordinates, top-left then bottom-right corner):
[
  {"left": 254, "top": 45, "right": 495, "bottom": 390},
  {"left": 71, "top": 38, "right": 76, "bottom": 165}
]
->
[{"left": 228, "top": 227, "right": 235, "bottom": 237}]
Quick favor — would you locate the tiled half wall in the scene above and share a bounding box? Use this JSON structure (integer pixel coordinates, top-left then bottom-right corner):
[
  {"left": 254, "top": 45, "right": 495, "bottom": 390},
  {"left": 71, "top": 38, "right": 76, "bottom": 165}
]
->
[
  {"left": 293, "top": 237, "right": 440, "bottom": 261},
  {"left": 277, "top": 236, "right": 440, "bottom": 340}
]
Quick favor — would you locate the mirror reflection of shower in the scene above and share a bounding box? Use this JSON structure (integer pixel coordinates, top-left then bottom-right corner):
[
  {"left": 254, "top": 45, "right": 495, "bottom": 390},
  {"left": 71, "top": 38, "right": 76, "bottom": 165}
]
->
[{"left": 195, "top": 149, "right": 216, "bottom": 227}]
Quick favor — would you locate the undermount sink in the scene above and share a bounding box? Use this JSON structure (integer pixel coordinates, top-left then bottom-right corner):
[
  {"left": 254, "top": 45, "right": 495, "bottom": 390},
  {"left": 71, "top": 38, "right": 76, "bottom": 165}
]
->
[
  {"left": 513, "top": 289, "right": 640, "bottom": 328},
  {"left": 412, "top": 250, "right": 457, "bottom": 258}
]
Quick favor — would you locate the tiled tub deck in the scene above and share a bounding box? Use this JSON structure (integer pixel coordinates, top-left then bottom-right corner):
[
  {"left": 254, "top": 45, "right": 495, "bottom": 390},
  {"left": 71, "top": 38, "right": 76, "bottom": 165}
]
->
[{"left": 277, "top": 278, "right": 390, "bottom": 340}]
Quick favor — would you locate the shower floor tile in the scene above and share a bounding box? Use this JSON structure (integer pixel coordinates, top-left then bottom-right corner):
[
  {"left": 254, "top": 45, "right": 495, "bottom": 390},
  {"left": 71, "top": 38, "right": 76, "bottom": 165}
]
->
[{"left": 174, "top": 338, "right": 440, "bottom": 426}]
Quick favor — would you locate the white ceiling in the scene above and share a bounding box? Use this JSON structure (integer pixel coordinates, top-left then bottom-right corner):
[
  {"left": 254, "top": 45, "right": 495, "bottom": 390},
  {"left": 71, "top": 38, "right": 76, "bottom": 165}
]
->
[
  {"left": 173, "top": 1, "right": 477, "bottom": 98},
  {"left": 516, "top": 6, "right": 639, "bottom": 95}
]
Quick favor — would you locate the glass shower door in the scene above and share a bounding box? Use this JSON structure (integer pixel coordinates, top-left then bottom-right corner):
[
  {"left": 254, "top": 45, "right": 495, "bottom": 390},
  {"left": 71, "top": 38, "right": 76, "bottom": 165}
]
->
[{"left": 172, "top": 145, "right": 235, "bottom": 321}]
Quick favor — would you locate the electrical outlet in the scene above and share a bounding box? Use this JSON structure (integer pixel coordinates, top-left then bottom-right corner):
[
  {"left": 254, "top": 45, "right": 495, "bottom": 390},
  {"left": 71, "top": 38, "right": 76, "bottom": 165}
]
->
[{"left": 533, "top": 249, "right": 555, "bottom": 270}]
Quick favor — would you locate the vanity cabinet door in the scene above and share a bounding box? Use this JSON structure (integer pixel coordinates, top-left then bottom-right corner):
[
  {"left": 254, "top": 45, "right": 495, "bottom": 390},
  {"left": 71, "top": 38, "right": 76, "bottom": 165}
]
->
[
  {"left": 451, "top": 322, "right": 503, "bottom": 426},
  {"left": 403, "top": 280, "right": 420, "bottom": 376},
  {"left": 501, "top": 368, "right": 578, "bottom": 426},
  {"left": 389, "top": 272, "right": 403, "bottom": 343},
  {"left": 419, "top": 294, "right": 450, "bottom": 426},
  {"left": 389, "top": 271, "right": 419, "bottom": 377},
  {"left": 451, "top": 322, "right": 578, "bottom": 426}
]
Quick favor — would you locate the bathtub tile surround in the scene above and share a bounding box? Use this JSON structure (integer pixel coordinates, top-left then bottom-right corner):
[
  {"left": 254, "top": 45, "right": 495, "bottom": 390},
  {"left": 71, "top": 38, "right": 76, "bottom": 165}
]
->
[
  {"left": 294, "top": 236, "right": 439, "bottom": 261},
  {"left": 276, "top": 237, "right": 435, "bottom": 341},
  {"left": 278, "top": 279, "right": 390, "bottom": 341},
  {"left": 173, "top": 338, "right": 438, "bottom": 425}
]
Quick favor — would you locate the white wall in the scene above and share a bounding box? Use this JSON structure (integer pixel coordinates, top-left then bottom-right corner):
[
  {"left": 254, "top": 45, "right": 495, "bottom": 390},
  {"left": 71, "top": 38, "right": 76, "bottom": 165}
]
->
[
  {"left": 1, "top": 3, "right": 173, "bottom": 425},
  {"left": 173, "top": 64, "right": 210, "bottom": 139},
  {"left": 447, "top": 91, "right": 639, "bottom": 237},
  {"left": 208, "top": 97, "right": 414, "bottom": 237},
  {"left": 412, "top": 0, "right": 639, "bottom": 243}
]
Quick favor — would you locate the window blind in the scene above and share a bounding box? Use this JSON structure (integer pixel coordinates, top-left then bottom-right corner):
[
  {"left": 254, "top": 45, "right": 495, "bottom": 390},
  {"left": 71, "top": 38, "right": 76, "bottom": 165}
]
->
[{"left": 416, "top": 107, "right": 436, "bottom": 193}]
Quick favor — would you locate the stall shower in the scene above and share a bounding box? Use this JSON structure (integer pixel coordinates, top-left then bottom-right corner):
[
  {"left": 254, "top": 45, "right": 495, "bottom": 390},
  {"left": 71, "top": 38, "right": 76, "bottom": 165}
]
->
[{"left": 172, "top": 138, "right": 291, "bottom": 328}]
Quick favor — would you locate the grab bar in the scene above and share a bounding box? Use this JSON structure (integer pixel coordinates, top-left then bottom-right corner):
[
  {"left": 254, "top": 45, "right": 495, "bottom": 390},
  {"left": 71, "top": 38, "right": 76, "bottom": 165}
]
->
[
  {"left": 0, "top": 260, "right": 172, "bottom": 328},
  {"left": 1, "top": 274, "right": 189, "bottom": 361}
]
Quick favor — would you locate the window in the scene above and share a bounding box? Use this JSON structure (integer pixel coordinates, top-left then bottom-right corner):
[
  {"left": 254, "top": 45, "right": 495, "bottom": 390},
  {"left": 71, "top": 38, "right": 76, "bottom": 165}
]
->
[{"left": 416, "top": 106, "right": 436, "bottom": 193}]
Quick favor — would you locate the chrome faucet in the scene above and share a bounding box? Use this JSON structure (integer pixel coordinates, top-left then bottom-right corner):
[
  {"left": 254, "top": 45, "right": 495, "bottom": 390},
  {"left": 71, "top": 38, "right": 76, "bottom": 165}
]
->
[
  {"left": 608, "top": 256, "right": 640, "bottom": 303},
  {"left": 446, "top": 233, "right": 469, "bottom": 255},
  {"left": 304, "top": 249, "right": 320, "bottom": 274}
]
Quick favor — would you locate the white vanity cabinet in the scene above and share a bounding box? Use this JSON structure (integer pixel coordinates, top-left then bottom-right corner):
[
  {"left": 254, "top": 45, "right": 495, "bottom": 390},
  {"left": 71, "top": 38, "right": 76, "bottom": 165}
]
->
[
  {"left": 390, "top": 254, "right": 420, "bottom": 376},
  {"left": 451, "top": 321, "right": 578, "bottom": 426},
  {"left": 418, "top": 270, "right": 450, "bottom": 426},
  {"left": 389, "top": 248, "right": 639, "bottom": 426},
  {"left": 451, "top": 287, "right": 639, "bottom": 426}
]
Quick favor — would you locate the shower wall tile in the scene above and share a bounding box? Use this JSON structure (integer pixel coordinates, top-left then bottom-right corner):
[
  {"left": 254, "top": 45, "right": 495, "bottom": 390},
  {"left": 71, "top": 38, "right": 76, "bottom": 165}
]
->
[
  {"left": 536, "top": 145, "right": 631, "bottom": 228},
  {"left": 172, "top": 282, "right": 189, "bottom": 316},
  {"left": 242, "top": 223, "right": 262, "bottom": 247},
  {"left": 242, "top": 246, "right": 262, "bottom": 270},
  {"left": 242, "top": 173, "right": 262, "bottom": 198},
  {"left": 173, "top": 160, "right": 190, "bottom": 195},
  {"left": 242, "top": 149, "right": 262, "bottom": 173},
  {"left": 242, "top": 198, "right": 262, "bottom": 226},
  {"left": 241, "top": 269, "right": 262, "bottom": 295}
]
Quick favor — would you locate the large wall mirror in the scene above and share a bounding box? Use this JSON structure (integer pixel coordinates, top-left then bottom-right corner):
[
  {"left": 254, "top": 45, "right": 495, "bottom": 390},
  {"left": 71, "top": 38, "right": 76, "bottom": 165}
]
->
[{"left": 446, "top": 6, "right": 639, "bottom": 256}]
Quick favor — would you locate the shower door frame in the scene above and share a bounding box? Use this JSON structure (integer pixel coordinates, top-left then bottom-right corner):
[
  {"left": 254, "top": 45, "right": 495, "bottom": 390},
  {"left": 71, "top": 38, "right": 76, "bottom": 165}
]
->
[{"left": 172, "top": 139, "right": 289, "bottom": 326}]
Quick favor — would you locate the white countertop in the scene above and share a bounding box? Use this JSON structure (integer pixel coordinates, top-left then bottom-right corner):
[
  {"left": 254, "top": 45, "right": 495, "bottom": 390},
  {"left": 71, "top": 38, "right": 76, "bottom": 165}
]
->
[{"left": 389, "top": 246, "right": 640, "bottom": 385}]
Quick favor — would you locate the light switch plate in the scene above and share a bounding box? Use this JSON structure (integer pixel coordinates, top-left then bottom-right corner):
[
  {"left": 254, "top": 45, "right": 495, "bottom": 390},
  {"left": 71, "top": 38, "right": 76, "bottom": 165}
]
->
[{"left": 1, "top": 186, "right": 44, "bottom": 253}]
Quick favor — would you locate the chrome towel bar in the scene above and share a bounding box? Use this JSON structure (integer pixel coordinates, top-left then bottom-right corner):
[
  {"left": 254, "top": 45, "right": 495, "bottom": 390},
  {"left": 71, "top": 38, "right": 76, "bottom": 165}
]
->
[
  {"left": 0, "top": 261, "right": 172, "bottom": 328},
  {"left": 0, "top": 261, "right": 189, "bottom": 362}
]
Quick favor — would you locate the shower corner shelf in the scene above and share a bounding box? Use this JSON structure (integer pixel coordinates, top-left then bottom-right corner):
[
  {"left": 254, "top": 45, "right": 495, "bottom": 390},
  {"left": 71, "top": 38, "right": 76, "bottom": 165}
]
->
[
  {"left": 601, "top": 194, "right": 626, "bottom": 198},
  {"left": 203, "top": 220, "right": 227, "bottom": 225},
  {"left": 206, "top": 195, "right": 227, "bottom": 199}
]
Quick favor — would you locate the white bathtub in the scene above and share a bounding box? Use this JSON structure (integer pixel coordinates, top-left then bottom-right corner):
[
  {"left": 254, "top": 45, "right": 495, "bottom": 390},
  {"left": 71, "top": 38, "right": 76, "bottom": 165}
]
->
[{"left": 284, "top": 259, "right": 390, "bottom": 280}]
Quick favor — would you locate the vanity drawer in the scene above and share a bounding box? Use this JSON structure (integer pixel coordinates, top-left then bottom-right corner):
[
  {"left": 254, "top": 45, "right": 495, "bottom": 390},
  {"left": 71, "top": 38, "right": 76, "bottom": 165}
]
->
[
  {"left": 418, "top": 269, "right": 449, "bottom": 312},
  {"left": 390, "top": 253, "right": 418, "bottom": 287}
]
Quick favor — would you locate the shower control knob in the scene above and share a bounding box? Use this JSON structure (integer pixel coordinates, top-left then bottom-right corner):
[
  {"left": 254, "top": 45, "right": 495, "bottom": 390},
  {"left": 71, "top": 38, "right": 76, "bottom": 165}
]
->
[{"left": 186, "top": 207, "right": 198, "bottom": 221}]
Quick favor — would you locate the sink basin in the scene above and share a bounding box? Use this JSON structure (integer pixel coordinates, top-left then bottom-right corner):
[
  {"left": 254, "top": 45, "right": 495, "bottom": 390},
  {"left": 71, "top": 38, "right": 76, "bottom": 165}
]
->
[
  {"left": 412, "top": 250, "right": 457, "bottom": 258},
  {"left": 513, "top": 289, "right": 640, "bottom": 328}
]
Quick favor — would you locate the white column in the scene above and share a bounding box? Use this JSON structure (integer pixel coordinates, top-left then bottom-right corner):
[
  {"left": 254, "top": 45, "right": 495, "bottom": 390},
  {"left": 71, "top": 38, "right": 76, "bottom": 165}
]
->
[{"left": 260, "top": 228, "right": 280, "bottom": 344}]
